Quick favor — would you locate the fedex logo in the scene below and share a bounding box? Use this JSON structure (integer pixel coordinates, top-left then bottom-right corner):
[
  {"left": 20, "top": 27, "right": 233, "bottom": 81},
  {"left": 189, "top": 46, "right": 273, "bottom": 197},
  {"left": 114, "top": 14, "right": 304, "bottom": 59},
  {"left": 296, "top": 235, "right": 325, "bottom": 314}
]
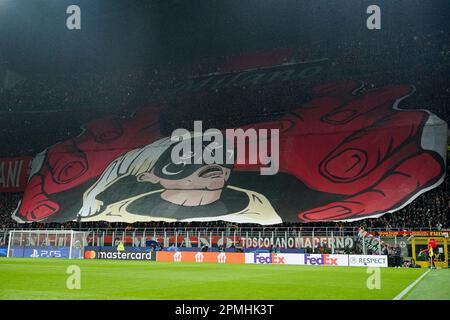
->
[
  {"left": 253, "top": 253, "right": 285, "bottom": 264},
  {"left": 304, "top": 254, "right": 338, "bottom": 266}
]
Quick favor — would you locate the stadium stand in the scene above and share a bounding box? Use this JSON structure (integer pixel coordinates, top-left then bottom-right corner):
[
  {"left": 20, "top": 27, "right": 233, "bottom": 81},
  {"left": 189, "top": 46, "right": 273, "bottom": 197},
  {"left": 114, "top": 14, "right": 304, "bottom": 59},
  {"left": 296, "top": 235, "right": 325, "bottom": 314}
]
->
[{"left": 0, "top": 13, "right": 449, "bottom": 232}]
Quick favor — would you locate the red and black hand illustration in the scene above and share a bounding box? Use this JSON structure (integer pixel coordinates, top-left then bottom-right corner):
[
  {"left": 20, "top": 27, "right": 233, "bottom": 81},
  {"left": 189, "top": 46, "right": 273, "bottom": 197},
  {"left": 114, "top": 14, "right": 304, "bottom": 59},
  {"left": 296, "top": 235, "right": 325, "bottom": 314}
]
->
[
  {"left": 235, "top": 80, "right": 445, "bottom": 221},
  {"left": 18, "top": 106, "right": 162, "bottom": 221}
]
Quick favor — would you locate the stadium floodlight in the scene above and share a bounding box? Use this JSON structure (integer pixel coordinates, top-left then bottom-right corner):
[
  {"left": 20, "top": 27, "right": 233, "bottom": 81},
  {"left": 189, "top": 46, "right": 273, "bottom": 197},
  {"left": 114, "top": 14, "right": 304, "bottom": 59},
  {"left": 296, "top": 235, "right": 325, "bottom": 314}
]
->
[{"left": 7, "top": 230, "right": 88, "bottom": 259}]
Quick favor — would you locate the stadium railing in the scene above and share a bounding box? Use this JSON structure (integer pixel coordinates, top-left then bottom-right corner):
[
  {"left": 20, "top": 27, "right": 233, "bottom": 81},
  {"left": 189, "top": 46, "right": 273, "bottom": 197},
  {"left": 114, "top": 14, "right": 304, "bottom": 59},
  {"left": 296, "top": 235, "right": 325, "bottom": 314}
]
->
[{"left": 1, "top": 226, "right": 447, "bottom": 256}]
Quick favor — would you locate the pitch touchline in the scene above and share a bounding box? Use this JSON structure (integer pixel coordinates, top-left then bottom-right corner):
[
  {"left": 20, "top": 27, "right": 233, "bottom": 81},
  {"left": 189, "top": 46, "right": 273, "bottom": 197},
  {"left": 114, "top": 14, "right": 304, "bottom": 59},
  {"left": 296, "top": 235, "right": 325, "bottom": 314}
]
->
[{"left": 392, "top": 269, "right": 431, "bottom": 300}]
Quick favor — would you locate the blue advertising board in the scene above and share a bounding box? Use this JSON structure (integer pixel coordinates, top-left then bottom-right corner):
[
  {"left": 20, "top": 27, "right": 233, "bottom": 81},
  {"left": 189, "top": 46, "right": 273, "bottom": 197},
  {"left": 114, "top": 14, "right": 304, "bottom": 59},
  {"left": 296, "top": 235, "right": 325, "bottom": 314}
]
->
[
  {"left": 0, "top": 246, "right": 7, "bottom": 257},
  {"left": 8, "top": 246, "right": 82, "bottom": 258}
]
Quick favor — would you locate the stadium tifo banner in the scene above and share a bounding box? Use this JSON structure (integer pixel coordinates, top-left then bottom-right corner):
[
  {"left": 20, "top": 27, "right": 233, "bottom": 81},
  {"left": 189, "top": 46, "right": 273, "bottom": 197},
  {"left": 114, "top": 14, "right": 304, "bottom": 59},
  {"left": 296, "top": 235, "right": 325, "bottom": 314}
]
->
[
  {"left": 241, "top": 236, "right": 354, "bottom": 250},
  {"left": 84, "top": 249, "right": 156, "bottom": 261},
  {"left": 92, "top": 234, "right": 242, "bottom": 248},
  {"left": 0, "top": 157, "right": 32, "bottom": 192},
  {"left": 98, "top": 234, "right": 353, "bottom": 250},
  {"left": 14, "top": 80, "right": 448, "bottom": 224},
  {"left": 356, "top": 228, "right": 388, "bottom": 255},
  {"left": 375, "top": 231, "right": 446, "bottom": 237},
  {"left": 157, "top": 251, "right": 245, "bottom": 264}
]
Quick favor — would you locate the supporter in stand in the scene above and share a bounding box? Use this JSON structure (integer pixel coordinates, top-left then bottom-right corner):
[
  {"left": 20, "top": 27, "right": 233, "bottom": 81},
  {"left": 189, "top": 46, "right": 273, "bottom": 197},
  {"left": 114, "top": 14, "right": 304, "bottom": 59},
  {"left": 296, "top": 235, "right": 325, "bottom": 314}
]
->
[
  {"left": 0, "top": 26, "right": 449, "bottom": 232},
  {"left": 0, "top": 178, "right": 448, "bottom": 230}
]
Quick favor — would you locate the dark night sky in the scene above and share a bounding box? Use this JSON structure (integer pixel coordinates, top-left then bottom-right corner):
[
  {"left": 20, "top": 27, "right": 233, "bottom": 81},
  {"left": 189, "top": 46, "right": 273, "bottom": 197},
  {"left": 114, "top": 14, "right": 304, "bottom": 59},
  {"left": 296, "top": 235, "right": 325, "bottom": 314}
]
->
[{"left": 0, "top": 0, "right": 449, "bottom": 75}]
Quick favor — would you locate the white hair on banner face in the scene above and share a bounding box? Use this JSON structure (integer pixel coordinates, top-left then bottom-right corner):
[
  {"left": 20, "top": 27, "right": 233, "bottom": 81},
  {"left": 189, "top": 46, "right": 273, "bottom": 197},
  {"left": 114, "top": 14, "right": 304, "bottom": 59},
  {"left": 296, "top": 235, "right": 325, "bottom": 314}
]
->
[
  {"left": 27, "top": 149, "right": 47, "bottom": 182},
  {"left": 421, "top": 113, "right": 448, "bottom": 163},
  {"left": 78, "top": 137, "right": 174, "bottom": 217}
]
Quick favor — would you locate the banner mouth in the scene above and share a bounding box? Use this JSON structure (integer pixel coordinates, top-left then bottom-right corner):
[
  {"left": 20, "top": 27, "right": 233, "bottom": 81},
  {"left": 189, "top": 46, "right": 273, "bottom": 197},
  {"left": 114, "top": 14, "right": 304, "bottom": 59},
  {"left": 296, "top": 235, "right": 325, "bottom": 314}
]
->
[{"left": 198, "top": 165, "right": 224, "bottom": 179}]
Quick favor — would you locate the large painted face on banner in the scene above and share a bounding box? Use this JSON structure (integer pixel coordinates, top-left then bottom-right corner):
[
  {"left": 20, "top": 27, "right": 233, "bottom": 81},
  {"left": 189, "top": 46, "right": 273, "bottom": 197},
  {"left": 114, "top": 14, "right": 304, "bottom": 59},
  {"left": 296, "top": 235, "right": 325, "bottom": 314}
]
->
[{"left": 137, "top": 138, "right": 233, "bottom": 206}]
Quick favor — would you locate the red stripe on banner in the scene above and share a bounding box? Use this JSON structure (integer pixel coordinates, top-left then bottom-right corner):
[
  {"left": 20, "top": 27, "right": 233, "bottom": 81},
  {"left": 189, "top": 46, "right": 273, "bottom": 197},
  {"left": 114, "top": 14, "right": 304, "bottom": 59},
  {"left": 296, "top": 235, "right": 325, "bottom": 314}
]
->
[{"left": 0, "top": 157, "right": 32, "bottom": 192}]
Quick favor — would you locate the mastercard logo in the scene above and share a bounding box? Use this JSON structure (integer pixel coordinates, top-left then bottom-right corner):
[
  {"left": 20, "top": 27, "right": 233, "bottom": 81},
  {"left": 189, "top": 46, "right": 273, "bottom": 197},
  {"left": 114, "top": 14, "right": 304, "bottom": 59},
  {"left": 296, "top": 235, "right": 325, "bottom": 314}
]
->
[{"left": 84, "top": 251, "right": 96, "bottom": 259}]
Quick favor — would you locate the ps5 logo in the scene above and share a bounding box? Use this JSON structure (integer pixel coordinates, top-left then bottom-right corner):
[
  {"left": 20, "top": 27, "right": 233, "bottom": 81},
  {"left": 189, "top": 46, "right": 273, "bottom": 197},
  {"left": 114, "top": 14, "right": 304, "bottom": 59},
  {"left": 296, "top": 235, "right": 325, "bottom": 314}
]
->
[
  {"left": 30, "top": 249, "right": 40, "bottom": 258},
  {"left": 30, "top": 249, "right": 62, "bottom": 258}
]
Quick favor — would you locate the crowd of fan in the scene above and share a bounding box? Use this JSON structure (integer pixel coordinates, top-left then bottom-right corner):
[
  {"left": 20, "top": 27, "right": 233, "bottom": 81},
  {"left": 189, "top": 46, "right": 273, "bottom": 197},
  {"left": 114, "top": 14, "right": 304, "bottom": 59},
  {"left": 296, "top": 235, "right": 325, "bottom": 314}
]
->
[
  {"left": 0, "top": 25, "right": 449, "bottom": 157},
  {"left": 0, "top": 26, "right": 449, "bottom": 231},
  {"left": 1, "top": 172, "right": 448, "bottom": 231}
]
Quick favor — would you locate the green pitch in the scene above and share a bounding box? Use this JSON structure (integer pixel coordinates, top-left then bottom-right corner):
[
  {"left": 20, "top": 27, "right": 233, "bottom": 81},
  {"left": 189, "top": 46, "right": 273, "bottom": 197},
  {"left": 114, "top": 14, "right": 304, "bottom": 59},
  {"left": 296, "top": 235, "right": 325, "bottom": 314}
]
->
[{"left": 0, "top": 258, "right": 448, "bottom": 300}]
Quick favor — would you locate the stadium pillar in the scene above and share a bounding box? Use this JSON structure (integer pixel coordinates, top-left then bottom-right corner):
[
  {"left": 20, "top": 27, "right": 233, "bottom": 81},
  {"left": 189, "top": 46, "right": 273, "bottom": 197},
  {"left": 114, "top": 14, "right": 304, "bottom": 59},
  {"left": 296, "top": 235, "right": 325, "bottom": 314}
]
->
[
  {"left": 221, "top": 231, "right": 224, "bottom": 249},
  {"left": 299, "top": 229, "right": 302, "bottom": 244},
  {"left": 142, "top": 229, "right": 146, "bottom": 247},
  {"left": 164, "top": 230, "right": 167, "bottom": 247},
  {"left": 246, "top": 231, "right": 249, "bottom": 250},
  {"left": 112, "top": 231, "right": 115, "bottom": 247},
  {"left": 233, "top": 231, "right": 236, "bottom": 248},
  {"left": 362, "top": 234, "right": 366, "bottom": 254},
  {"left": 69, "top": 230, "right": 73, "bottom": 260},
  {"left": 258, "top": 231, "right": 261, "bottom": 249},
  {"left": 209, "top": 232, "right": 212, "bottom": 249},
  {"left": 198, "top": 231, "right": 201, "bottom": 249},
  {"left": 271, "top": 231, "right": 274, "bottom": 248},
  {"left": 186, "top": 231, "right": 190, "bottom": 248},
  {"left": 331, "top": 231, "right": 335, "bottom": 254},
  {"left": 6, "top": 230, "right": 12, "bottom": 258},
  {"left": 175, "top": 231, "right": 178, "bottom": 248},
  {"left": 285, "top": 231, "right": 288, "bottom": 250},
  {"left": 312, "top": 229, "right": 315, "bottom": 253},
  {"left": 378, "top": 236, "right": 382, "bottom": 254}
]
